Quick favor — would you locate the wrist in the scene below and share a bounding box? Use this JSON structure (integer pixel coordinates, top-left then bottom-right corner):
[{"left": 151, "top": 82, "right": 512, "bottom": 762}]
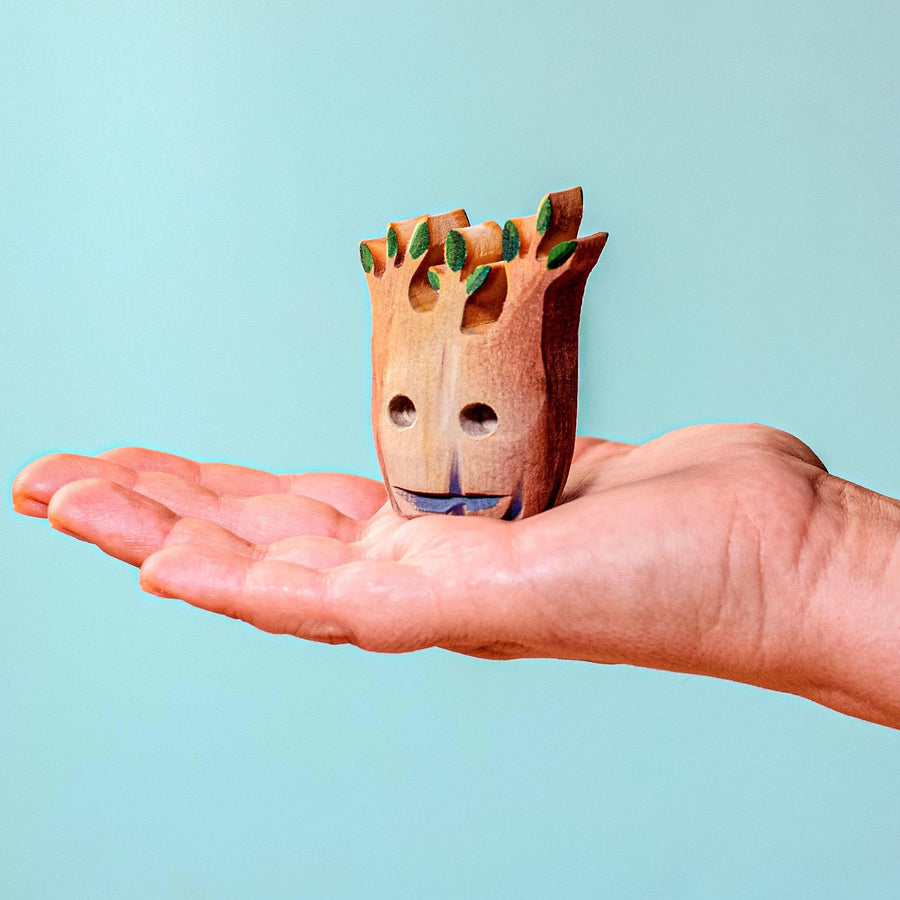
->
[{"left": 788, "top": 474, "right": 900, "bottom": 726}]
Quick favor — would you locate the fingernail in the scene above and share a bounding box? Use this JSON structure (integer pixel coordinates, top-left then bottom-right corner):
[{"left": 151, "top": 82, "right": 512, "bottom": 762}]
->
[
  {"left": 49, "top": 521, "right": 88, "bottom": 542},
  {"left": 139, "top": 567, "right": 177, "bottom": 599},
  {"left": 141, "top": 581, "right": 177, "bottom": 599},
  {"left": 12, "top": 496, "right": 48, "bottom": 517}
]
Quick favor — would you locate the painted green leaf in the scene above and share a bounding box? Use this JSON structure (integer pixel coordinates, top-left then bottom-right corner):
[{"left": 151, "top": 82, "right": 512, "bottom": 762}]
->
[
  {"left": 359, "top": 242, "right": 374, "bottom": 273},
  {"left": 387, "top": 226, "right": 399, "bottom": 258},
  {"left": 409, "top": 219, "right": 430, "bottom": 259},
  {"left": 547, "top": 240, "right": 578, "bottom": 269},
  {"left": 445, "top": 229, "right": 466, "bottom": 271},
  {"left": 465, "top": 264, "right": 490, "bottom": 295},
  {"left": 536, "top": 195, "right": 552, "bottom": 234},
  {"left": 502, "top": 220, "right": 520, "bottom": 261},
  {"left": 427, "top": 269, "right": 441, "bottom": 291}
]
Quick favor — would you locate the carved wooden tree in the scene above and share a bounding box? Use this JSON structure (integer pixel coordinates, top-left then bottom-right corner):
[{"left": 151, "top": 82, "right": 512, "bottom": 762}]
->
[{"left": 360, "top": 187, "right": 607, "bottom": 519}]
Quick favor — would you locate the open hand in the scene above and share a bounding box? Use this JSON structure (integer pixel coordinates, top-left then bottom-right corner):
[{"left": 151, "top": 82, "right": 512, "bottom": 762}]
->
[{"left": 13, "top": 424, "right": 900, "bottom": 727}]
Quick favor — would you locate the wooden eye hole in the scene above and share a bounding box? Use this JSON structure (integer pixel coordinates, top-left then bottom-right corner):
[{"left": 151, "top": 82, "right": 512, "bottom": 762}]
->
[
  {"left": 388, "top": 395, "right": 416, "bottom": 428},
  {"left": 459, "top": 403, "right": 498, "bottom": 438}
]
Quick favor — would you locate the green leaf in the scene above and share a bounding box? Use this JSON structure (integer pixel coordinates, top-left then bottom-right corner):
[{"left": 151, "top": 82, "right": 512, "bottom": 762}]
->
[
  {"left": 502, "top": 220, "right": 520, "bottom": 261},
  {"left": 536, "top": 195, "right": 552, "bottom": 234},
  {"left": 547, "top": 240, "right": 578, "bottom": 269},
  {"left": 465, "top": 264, "right": 490, "bottom": 295},
  {"left": 387, "top": 226, "right": 399, "bottom": 258},
  {"left": 427, "top": 269, "right": 441, "bottom": 291},
  {"left": 445, "top": 229, "right": 466, "bottom": 271},
  {"left": 409, "top": 219, "right": 430, "bottom": 259},
  {"left": 359, "top": 242, "right": 374, "bottom": 273}
]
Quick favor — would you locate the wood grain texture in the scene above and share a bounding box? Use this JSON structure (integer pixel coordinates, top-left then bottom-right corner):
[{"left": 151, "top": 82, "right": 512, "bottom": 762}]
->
[{"left": 360, "top": 188, "right": 607, "bottom": 519}]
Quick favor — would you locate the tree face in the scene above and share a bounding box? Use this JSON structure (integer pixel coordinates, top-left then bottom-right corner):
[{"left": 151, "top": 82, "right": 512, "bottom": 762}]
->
[
  {"left": 361, "top": 189, "right": 607, "bottom": 519},
  {"left": 371, "top": 274, "right": 547, "bottom": 520}
]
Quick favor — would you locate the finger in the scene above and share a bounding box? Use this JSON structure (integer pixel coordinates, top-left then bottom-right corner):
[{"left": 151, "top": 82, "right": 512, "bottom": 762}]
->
[
  {"left": 283, "top": 473, "right": 388, "bottom": 521},
  {"left": 98, "top": 446, "right": 387, "bottom": 519},
  {"left": 48, "top": 478, "right": 179, "bottom": 566},
  {"left": 211, "top": 491, "right": 361, "bottom": 544},
  {"left": 46, "top": 472, "right": 367, "bottom": 571},
  {"left": 139, "top": 546, "right": 440, "bottom": 652},
  {"left": 161, "top": 520, "right": 358, "bottom": 569},
  {"left": 14, "top": 453, "right": 169, "bottom": 525},
  {"left": 13, "top": 453, "right": 136, "bottom": 518},
  {"left": 20, "top": 452, "right": 363, "bottom": 544},
  {"left": 13, "top": 494, "right": 52, "bottom": 518},
  {"left": 165, "top": 527, "right": 362, "bottom": 568},
  {"left": 116, "top": 472, "right": 361, "bottom": 544},
  {"left": 261, "top": 535, "right": 357, "bottom": 569}
]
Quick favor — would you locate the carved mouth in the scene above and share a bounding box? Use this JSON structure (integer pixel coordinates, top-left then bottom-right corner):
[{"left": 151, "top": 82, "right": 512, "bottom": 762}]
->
[{"left": 393, "top": 487, "right": 503, "bottom": 515}]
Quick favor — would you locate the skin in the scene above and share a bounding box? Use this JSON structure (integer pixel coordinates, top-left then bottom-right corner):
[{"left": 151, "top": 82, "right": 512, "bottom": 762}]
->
[{"left": 11, "top": 423, "right": 900, "bottom": 729}]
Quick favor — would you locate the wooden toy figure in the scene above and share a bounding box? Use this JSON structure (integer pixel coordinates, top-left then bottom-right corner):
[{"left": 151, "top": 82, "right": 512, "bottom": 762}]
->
[{"left": 359, "top": 187, "right": 607, "bottom": 520}]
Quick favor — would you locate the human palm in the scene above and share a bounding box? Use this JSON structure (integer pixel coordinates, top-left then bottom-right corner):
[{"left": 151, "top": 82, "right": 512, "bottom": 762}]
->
[{"left": 13, "top": 423, "right": 829, "bottom": 684}]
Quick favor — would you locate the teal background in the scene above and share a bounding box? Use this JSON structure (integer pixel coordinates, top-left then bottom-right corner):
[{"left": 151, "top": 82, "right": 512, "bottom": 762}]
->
[{"left": 2, "top": 1, "right": 898, "bottom": 896}]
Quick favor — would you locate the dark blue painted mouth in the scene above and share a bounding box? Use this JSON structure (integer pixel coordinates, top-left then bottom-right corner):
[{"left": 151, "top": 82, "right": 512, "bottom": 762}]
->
[{"left": 393, "top": 487, "right": 502, "bottom": 515}]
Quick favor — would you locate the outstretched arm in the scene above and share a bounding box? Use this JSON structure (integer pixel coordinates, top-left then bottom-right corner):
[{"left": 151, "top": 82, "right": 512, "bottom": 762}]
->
[{"left": 12, "top": 423, "right": 900, "bottom": 729}]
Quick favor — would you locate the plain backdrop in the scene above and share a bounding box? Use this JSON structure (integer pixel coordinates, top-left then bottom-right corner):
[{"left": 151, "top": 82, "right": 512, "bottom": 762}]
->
[{"left": 2, "top": 2, "right": 898, "bottom": 897}]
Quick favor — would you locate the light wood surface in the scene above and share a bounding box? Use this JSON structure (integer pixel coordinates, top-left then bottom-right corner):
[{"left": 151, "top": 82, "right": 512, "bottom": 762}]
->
[{"left": 360, "top": 188, "right": 607, "bottom": 519}]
